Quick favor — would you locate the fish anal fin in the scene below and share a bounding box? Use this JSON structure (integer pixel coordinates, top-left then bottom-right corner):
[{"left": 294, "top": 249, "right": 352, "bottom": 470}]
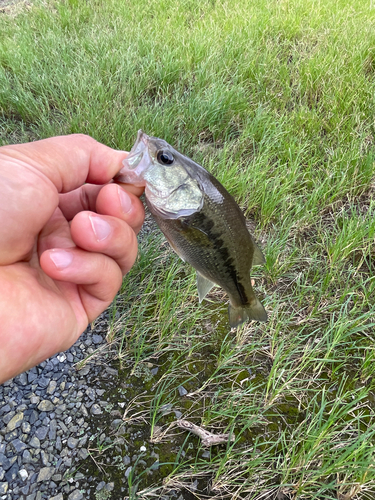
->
[
  {"left": 228, "top": 297, "right": 267, "bottom": 327},
  {"left": 252, "top": 241, "right": 266, "bottom": 266},
  {"left": 197, "top": 272, "right": 215, "bottom": 303}
]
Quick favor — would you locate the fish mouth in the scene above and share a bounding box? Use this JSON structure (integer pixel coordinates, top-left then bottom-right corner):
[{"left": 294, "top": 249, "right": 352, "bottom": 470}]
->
[{"left": 115, "top": 130, "right": 151, "bottom": 186}]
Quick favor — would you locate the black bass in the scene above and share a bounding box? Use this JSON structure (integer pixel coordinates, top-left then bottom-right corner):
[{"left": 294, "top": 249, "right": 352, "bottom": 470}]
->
[{"left": 116, "top": 130, "right": 267, "bottom": 327}]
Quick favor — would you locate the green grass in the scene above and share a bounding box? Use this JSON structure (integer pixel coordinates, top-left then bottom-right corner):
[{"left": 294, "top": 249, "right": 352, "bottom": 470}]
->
[{"left": 1, "top": 0, "right": 375, "bottom": 498}]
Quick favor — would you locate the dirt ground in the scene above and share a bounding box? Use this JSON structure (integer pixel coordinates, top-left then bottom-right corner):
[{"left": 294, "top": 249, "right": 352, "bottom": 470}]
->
[{"left": 0, "top": 0, "right": 24, "bottom": 10}]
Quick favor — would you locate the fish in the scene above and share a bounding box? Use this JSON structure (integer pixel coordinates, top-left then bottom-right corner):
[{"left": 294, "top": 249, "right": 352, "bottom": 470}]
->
[{"left": 115, "top": 130, "right": 267, "bottom": 327}]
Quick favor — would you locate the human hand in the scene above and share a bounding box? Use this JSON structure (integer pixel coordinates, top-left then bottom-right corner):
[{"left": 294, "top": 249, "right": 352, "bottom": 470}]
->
[{"left": 0, "top": 134, "right": 145, "bottom": 383}]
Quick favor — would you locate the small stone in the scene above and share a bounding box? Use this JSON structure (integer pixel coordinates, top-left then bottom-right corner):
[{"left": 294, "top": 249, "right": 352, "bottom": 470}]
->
[
  {"left": 0, "top": 482, "right": 8, "bottom": 494},
  {"left": 46, "top": 380, "right": 57, "bottom": 395},
  {"left": 16, "top": 372, "right": 28, "bottom": 386},
  {"left": 26, "top": 493, "right": 36, "bottom": 500},
  {"left": 30, "top": 395, "right": 40, "bottom": 405},
  {"left": 11, "top": 438, "right": 27, "bottom": 453},
  {"left": 55, "top": 436, "right": 62, "bottom": 451},
  {"left": 110, "top": 419, "right": 123, "bottom": 430},
  {"left": 35, "top": 426, "right": 48, "bottom": 440},
  {"left": 18, "top": 468, "right": 28, "bottom": 481},
  {"left": 57, "top": 353, "right": 66, "bottom": 362},
  {"left": 0, "top": 404, "right": 11, "bottom": 415},
  {"left": 6, "top": 412, "right": 24, "bottom": 432},
  {"left": 0, "top": 454, "right": 16, "bottom": 471},
  {"left": 37, "top": 400, "right": 55, "bottom": 412},
  {"left": 77, "top": 448, "right": 88, "bottom": 460},
  {"left": 67, "top": 437, "right": 78, "bottom": 449},
  {"left": 28, "top": 410, "right": 39, "bottom": 425},
  {"left": 2, "top": 410, "right": 15, "bottom": 425},
  {"left": 90, "top": 404, "right": 102, "bottom": 415},
  {"left": 37, "top": 466, "right": 55, "bottom": 482},
  {"left": 123, "top": 455, "right": 131, "bottom": 466},
  {"left": 96, "top": 481, "right": 105, "bottom": 491},
  {"left": 4, "top": 429, "right": 18, "bottom": 441},
  {"left": 50, "top": 494, "right": 64, "bottom": 500},
  {"left": 78, "top": 365, "right": 90, "bottom": 376},
  {"left": 29, "top": 436, "right": 40, "bottom": 449},
  {"left": 22, "top": 450, "right": 33, "bottom": 464},
  {"left": 40, "top": 450, "right": 50, "bottom": 466},
  {"left": 92, "top": 335, "right": 103, "bottom": 344},
  {"left": 80, "top": 405, "right": 88, "bottom": 417},
  {"left": 178, "top": 385, "right": 188, "bottom": 397},
  {"left": 39, "top": 411, "right": 47, "bottom": 421},
  {"left": 28, "top": 372, "right": 38, "bottom": 384},
  {"left": 150, "top": 460, "right": 159, "bottom": 470},
  {"left": 159, "top": 403, "right": 173, "bottom": 415},
  {"left": 5, "top": 462, "right": 18, "bottom": 482},
  {"left": 86, "top": 388, "right": 96, "bottom": 400},
  {"left": 105, "top": 367, "right": 118, "bottom": 376},
  {"left": 21, "top": 483, "right": 30, "bottom": 495},
  {"left": 125, "top": 466, "right": 132, "bottom": 478},
  {"left": 48, "top": 419, "right": 57, "bottom": 440},
  {"left": 140, "top": 445, "right": 146, "bottom": 452},
  {"left": 22, "top": 421, "right": 31, "bottom": 434},
  {"left": 105, "top": 482, "right": 114, "bottom": 492},
  {"left": 78, "top": 435, "right": 88, "bottom": 447},
  {"left": 37, "top": 376, "right": 50, "bottom": 389}
]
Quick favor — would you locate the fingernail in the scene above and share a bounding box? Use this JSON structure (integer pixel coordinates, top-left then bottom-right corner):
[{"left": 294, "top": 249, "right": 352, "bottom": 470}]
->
[
  {"left": 89, "top": 215, "right": 112, "bottom": 241},
  {"left": 50, "top": 249, "right": 73, "bottom": 269},
  {"left": 118, "top": 187, "right": 132, "bottom": 214}
]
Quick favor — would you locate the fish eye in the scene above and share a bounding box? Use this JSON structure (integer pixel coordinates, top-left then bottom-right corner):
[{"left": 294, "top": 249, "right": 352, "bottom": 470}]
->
[{"left": 157, "top": 150, "right": 174, "bottom": 165}]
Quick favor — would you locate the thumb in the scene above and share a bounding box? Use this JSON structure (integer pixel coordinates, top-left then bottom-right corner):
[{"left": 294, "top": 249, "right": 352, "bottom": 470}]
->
[{"left": 0, "top": 135, "right": 127, "bottom": 265}]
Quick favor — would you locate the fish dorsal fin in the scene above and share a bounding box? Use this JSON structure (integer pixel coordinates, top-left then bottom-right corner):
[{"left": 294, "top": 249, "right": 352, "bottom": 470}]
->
[
  {"left": 197, "top": 272, "right": 215, "bottom": 303},
  {"left": 252, "top": 241, "right": 266, "bottom": 266}
]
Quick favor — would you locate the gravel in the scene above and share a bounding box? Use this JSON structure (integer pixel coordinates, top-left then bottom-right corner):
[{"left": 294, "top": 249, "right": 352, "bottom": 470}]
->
[{"left": 0, "top": 312, "right": 125, "bottom": 500}]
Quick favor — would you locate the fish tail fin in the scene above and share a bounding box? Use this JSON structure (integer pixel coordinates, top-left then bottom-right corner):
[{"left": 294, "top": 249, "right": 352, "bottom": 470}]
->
[{"left": 228, "top": 297, "right": 267, "bottom": 328}]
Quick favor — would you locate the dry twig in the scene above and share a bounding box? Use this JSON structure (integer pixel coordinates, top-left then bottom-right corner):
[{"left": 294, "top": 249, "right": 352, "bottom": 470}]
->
[{"left": 176, "top": 419, "right": 235, "bottom": 447}]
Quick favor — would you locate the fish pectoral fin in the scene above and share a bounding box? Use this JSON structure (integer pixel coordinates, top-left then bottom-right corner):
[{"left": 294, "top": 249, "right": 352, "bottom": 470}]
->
[
  {"left": 252, "top": 241, "right": 266, "bottom": 266},
  {"left": 179, "top": 220, "right": 214, "bottom": 248},
  {"left": 197, "top": 272, "right": 216, "bottom": 303},
  {"left": 228, "top": 297, "right": 267, "bottom": 327}
]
